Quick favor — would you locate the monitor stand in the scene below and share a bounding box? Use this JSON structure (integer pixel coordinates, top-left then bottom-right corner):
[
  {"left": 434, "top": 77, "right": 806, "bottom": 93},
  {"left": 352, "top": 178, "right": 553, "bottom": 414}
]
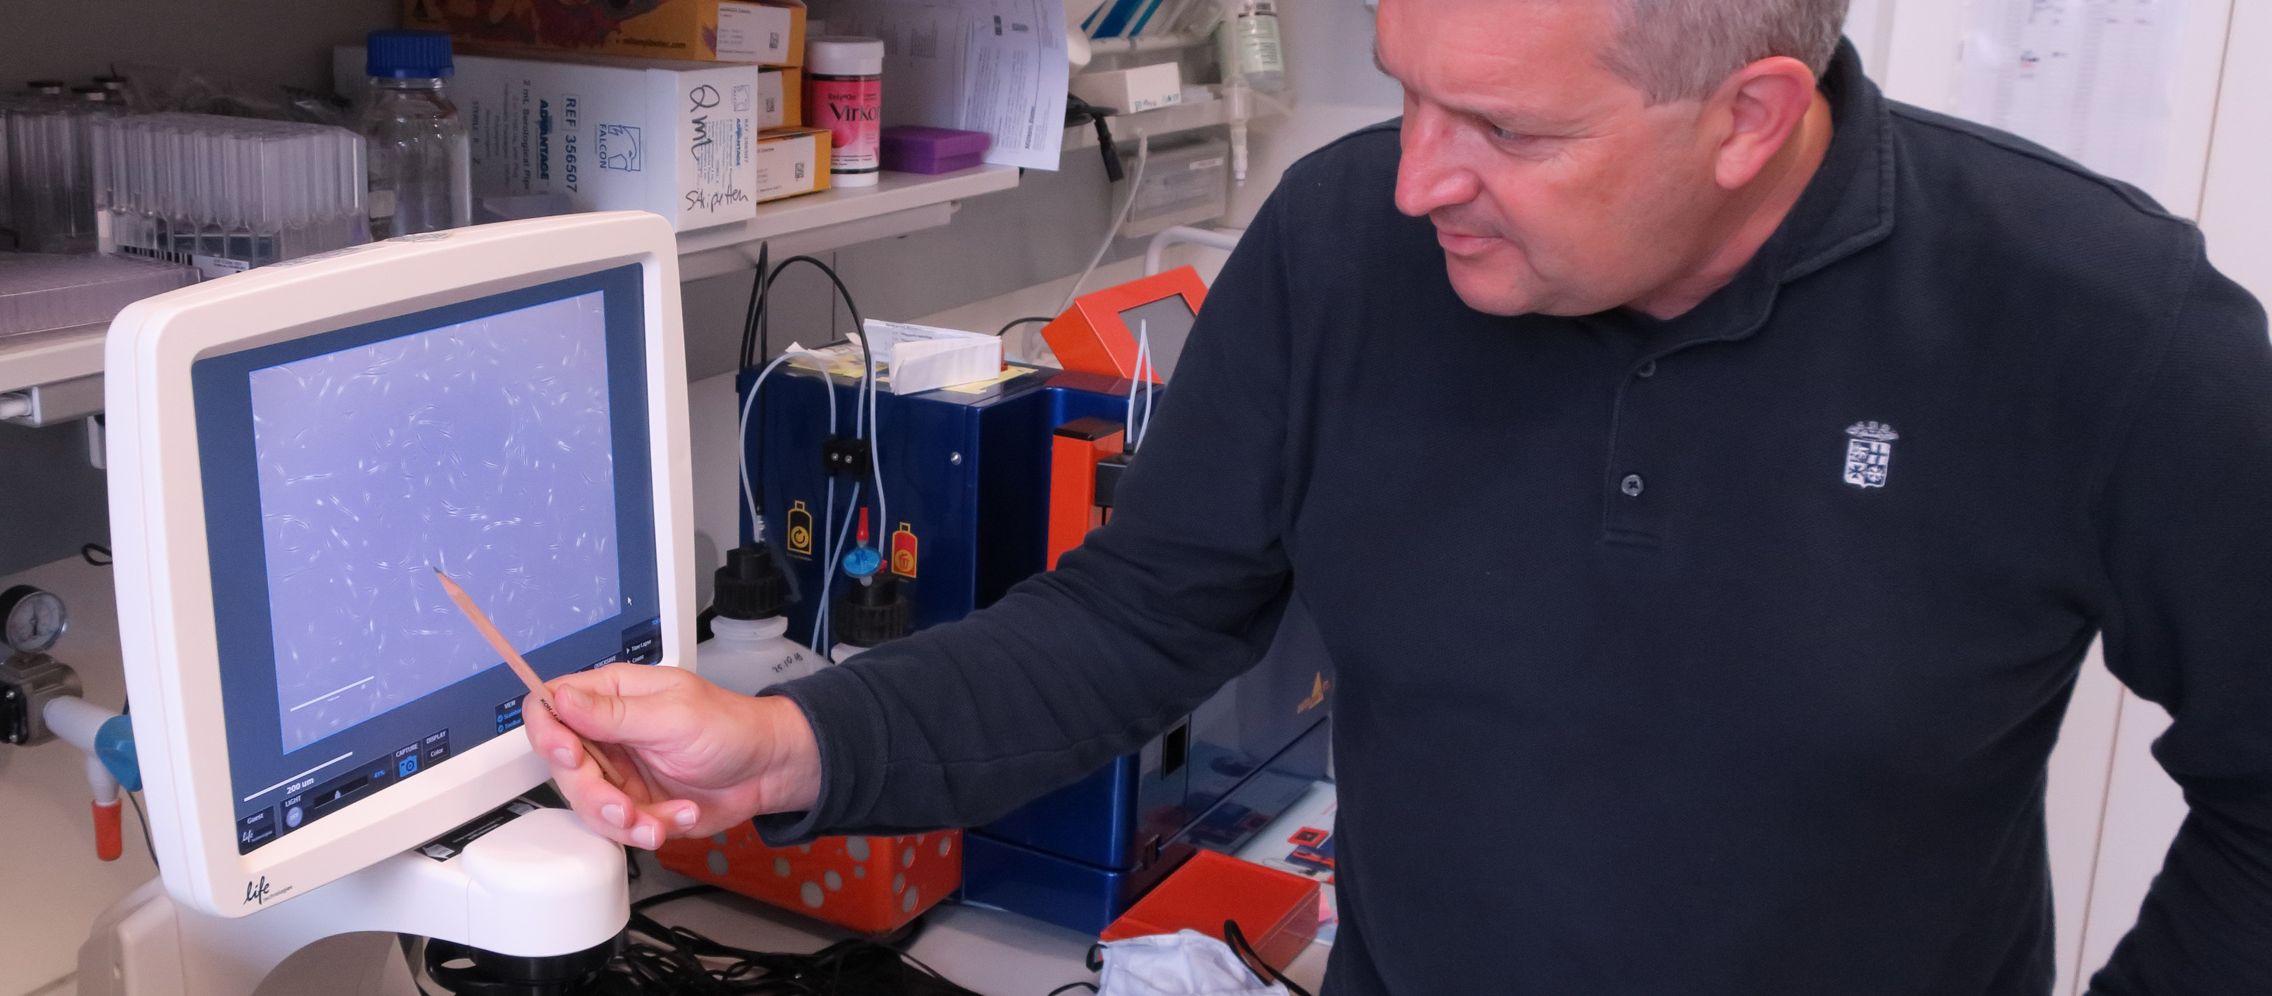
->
[{"left": 76, "top": 805, "right": 627, "bottom": 996}]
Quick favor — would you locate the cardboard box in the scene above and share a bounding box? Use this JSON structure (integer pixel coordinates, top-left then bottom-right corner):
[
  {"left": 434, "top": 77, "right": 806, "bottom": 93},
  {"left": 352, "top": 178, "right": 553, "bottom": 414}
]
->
[
  {"left": 1070, "top": 61, "right": 1184, "bottom": 115},
  {"left": 755, "top": 127, "right": 830, "bottom": 202},
  {"left": 404, "top": 0, "right": 807, "bottom": 66},
  {"left": 760, "top": 67, "right": 801, "bottom": 129},
  {"left": 337, "top": 45, "right": 762, "bottom": 231}
]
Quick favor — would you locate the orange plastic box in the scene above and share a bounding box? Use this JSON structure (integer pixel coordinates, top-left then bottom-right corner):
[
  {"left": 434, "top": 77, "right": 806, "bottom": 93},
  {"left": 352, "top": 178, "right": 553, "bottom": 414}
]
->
[
  {"left": 659, "top": 825, "right": 961, "bottom": 934},
  {"left": 1040, "top": 267, "right": 1205, "bottom": 381},
  {"left": 1101, "top": 850, "right": 1322, "bottom": 972}
]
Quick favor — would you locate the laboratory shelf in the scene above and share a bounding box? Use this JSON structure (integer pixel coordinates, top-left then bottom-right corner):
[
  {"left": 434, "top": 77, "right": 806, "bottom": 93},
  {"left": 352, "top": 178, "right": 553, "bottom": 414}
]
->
[
  {"left": 1063, "top": 98, "right": 1250, "bottom": 152},
  {"left": 0, "top": 324, "right": 106, "bottom": 397},
  {"left": 675, "top": 164, "right": 1023, "bottom": 281},
  {"left": 0, "top": 165, "right": 1024, "bottom": 404}
]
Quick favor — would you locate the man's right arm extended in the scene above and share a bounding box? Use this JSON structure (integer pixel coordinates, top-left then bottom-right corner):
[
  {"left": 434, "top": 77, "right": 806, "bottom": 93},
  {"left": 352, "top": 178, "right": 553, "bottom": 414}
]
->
[
  {"left": 759, "top": 193, "right": 1305, "bottom": 842},
  {"left": 532, "top": 190, "right": 1307, "bottom": 848}
]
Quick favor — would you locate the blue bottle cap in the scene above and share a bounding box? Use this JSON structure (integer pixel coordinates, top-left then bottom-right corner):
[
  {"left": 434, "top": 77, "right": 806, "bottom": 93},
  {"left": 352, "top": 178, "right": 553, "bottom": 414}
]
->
[
  {"left": 367, "top": 30, "right": 456, "bottom": 80},
  {"left": 841, "top": 546, "right": 883, "bottom": 580}
]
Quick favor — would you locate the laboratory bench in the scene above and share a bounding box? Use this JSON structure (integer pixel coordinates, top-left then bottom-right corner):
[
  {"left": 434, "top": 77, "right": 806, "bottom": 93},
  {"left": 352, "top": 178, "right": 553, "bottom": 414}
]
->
[{"left": 614, "top": 861, "right": 1333, "bottom": 995}]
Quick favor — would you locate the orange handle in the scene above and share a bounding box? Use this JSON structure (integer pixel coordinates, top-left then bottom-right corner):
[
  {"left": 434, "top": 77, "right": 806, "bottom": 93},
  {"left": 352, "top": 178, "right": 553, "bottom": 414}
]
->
[{"left": 93, "top": 799, "right": 123, "bottom": 862}]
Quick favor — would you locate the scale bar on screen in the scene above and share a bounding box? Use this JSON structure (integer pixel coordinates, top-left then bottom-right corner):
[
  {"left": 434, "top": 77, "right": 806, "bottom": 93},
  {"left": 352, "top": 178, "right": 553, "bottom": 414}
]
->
[
  {"left": 240, "top": 752, "right": 356, "bottom": 802},
  {"left": 288, "top": 675, "right": 375, "bottom": 713}
]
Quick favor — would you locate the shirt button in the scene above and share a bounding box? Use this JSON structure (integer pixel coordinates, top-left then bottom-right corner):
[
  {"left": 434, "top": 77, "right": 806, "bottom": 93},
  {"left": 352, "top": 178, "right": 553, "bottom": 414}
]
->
[
  {"left": 1620, "top": 474, "right": 1645, "bottom": 497},
  {"left": 1635, "top": 361, "right": 1657, "bottom": 379}
]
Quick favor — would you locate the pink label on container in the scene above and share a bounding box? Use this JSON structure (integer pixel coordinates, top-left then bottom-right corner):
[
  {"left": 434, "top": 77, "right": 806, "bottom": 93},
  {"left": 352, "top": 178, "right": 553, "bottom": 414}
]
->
[{"left": 808, "top": 77, "right": 882, "bottom": 173}]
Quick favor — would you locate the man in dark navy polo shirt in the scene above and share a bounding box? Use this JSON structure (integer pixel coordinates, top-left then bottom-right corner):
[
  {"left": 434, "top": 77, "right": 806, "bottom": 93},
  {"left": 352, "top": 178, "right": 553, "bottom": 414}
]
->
[{"left": 529, "top": 0, "right": 2272, "bottom": 991}]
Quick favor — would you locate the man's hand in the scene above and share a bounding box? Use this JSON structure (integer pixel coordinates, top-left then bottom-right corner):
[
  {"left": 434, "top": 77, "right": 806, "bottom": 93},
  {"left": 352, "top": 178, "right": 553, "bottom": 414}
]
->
[{"left": 522, "top": 663, "right": 822, "bottom": 849}]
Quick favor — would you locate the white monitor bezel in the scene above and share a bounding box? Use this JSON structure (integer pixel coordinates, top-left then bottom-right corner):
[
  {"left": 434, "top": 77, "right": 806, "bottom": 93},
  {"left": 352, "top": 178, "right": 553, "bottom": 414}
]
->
[{"left": 105, "top": 212, "right": 697, "bottom": 918}]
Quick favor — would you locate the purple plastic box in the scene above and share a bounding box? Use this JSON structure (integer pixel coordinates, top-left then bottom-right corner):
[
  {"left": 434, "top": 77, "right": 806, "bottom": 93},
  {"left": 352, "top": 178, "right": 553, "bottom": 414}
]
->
[{"left": 880, "top": 126, "right": 993, "bottom": 174}]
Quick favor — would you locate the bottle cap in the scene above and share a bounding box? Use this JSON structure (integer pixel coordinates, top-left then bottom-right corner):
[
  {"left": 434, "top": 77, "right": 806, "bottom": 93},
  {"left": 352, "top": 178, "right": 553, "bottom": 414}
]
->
[
  {"left": 367, "top": 30, "right": 456, "bottom": 80},
  {"left": 832, "top": 575, "right": 911, "bottom": 648},
  {"left": 713, "top": 543, "right": 793, "bottom": 620},
  {"left": 807, "top": 36, "right": 886, "bottom": 77}
]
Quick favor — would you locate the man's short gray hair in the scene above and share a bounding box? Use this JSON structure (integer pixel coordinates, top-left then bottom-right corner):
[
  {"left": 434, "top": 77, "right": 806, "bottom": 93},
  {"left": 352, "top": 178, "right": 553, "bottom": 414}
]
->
[{"left": 1603, "top": 0, "right": 1853, "bottom": 103}]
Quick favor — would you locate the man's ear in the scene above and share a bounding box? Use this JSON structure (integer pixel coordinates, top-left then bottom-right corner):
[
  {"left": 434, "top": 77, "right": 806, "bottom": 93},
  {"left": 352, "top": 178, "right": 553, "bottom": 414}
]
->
[{"left": 1708, "top": 56, "right": 1819, "bottom": 190}]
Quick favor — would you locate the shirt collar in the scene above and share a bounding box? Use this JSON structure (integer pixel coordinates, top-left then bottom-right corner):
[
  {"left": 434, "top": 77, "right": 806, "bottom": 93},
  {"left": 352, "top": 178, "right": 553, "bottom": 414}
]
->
[{"left": 1627, "top": 38, "right": 1899, "bottom": 353}]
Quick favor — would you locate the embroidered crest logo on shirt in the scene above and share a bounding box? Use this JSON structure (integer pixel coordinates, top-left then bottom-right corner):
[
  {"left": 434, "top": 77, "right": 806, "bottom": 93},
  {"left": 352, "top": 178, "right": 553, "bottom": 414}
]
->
[{"left": 1843, "top": 421, "right": 1898, "bottom": 489}]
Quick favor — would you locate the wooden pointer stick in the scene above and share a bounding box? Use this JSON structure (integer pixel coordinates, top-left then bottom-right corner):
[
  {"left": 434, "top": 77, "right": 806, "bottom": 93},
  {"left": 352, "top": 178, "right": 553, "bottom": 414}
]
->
[{"left": 431, "top": 567, "right": 625, "bottom": 785}]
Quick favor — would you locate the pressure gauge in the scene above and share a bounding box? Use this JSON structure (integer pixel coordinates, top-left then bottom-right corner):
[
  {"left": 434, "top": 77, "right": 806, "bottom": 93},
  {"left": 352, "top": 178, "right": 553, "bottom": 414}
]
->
[{"left": 1, "top": 585, "right": 67, "bottom": 655}]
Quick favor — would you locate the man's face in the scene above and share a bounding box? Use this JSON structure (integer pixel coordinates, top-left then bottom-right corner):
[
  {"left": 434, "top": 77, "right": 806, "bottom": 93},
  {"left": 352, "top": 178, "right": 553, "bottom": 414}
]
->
[{"left": 1378, "top": 0, "right": 1728, "bottom": 316}]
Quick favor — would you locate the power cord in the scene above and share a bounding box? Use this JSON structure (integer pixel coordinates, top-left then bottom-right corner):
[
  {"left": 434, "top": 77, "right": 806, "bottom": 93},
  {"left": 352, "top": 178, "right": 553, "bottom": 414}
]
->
[
  {"left": 543, "top": 884, "right": 982, "bottom": 995},
  {"left": 739, "top": 242, "right": 773, "bottom": 371},
  {"left": 747, "top": 254, "right": 885, "bottom": 656},
  {"left": 1064, "top": 95, "right": 1126, "bottom": 183},
  {"left": 996, "top": 316, "right": 1055, "bottom": 338},
  {"left": 1060, "top": 133, "right": 1152, "bottom": 315},
  {"left": 735, "top": 253, "right": 887, "bottom": 657},
  {"left": 119, "top": 696, "right": 157, "bottom": 869},
  {"left": 996, "top": 315, "right": 1055, "bottom": 365}
]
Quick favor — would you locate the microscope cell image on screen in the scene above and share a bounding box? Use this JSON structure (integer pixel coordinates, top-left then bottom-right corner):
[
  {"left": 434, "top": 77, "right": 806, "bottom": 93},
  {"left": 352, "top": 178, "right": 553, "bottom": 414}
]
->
[{"left": 250, "top": 291, "right": 624, "bottom": 753}]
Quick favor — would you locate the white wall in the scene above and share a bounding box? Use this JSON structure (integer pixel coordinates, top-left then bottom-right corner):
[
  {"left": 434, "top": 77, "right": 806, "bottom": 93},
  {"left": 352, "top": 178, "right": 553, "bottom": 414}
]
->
[
  {"left": 0, "top": 557, "right": 158, "bottom": 996},
  {"left": 2200, "top": 1, "right": 2272, "bottom": 296},
  {"left": 1870, "top": 2, "right": 2257, "bottom": 992}
]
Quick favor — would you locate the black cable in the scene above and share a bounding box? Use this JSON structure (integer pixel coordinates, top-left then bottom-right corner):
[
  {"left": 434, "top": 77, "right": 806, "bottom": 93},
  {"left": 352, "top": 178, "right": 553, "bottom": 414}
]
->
[
  {"left": 737, "top": 253, "right": 875, "bottom": 545},
  {"left": 996, "top": 315, "right": 1054, "bottom": 338},
  {"left": 751, "top": 256, "right": 871, "bottom": 408},
  {"left": 631, "top": 882, "right": 721, "bottom": 912},
  {"left": 1045, "top": 983, "right": 1098, "bottom": 996},
  {"left": 733, "top": 243, "right": 774, "bottom": 544},
  {"left": 1064, "top": 96, "right": 1125, "bottom": 182},
  {"left": 754, "top": 239, "right": 781, "bottom": 370},
  {"left": 557, "top": 902, "right": 975, "bottom": 996},
  {"left": 120, "top": 696, "right": 158, "bottom": 869},
  {"left": 126, "top": 789, "right": 156, "bottom": 867},
  {"left": 1223, "top": 920, "right": 1313, "bottom": 996},
  {"left": 996, "top": 315, "right": 1055, "bottom": 365},
  {"left": 81, "top": 543, "right": 111, "bottom": 566}
]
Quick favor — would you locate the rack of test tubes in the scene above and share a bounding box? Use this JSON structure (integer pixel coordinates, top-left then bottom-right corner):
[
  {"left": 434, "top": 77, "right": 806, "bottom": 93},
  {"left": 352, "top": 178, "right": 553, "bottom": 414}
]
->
[
  {"left": 3, "top": 81, "right": 125, "bottom": 255},
  {"left": 90, "top": 113, "right": 367, "bottom": 277}
]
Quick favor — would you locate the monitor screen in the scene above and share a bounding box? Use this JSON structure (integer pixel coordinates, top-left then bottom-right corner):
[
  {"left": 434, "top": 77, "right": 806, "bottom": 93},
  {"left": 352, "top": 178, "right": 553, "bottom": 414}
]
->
[
  {"left": 1115, "top": 295, "right": 1196, "bottom": 382},
  {"left": 192, "top": 265, "right": 664, "bottom": 854}
]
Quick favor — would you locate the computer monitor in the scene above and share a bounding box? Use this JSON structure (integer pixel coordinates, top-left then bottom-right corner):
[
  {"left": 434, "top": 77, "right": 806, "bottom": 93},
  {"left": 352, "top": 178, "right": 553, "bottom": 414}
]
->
[{"left": 105, "top": 213, "right": 696, "bottom": 918}]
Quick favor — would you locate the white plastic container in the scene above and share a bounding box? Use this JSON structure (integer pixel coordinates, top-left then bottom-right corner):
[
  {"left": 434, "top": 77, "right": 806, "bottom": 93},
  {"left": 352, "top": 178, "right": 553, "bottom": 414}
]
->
[
  {"left": 1220, "top": 0, "right": 1284, "bottom": 93},
  {"left": 804, "top": 36, "right": 884, "bottom": 187},
  {"left": 699, "top": 616, "right": 823, "bottom": 695}
]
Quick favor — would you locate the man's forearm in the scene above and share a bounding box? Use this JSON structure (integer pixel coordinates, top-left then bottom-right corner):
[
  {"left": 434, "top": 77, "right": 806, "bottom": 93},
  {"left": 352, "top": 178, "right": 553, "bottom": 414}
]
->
[{"left": 751, "top": 693, "right": 822, "bottom": 815}]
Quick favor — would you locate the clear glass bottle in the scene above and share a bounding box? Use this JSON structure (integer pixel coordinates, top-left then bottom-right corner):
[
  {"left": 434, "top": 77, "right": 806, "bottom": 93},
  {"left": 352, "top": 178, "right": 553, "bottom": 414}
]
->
[{"left": 360, "top": 30, "right": 470, "bottom": 240}]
